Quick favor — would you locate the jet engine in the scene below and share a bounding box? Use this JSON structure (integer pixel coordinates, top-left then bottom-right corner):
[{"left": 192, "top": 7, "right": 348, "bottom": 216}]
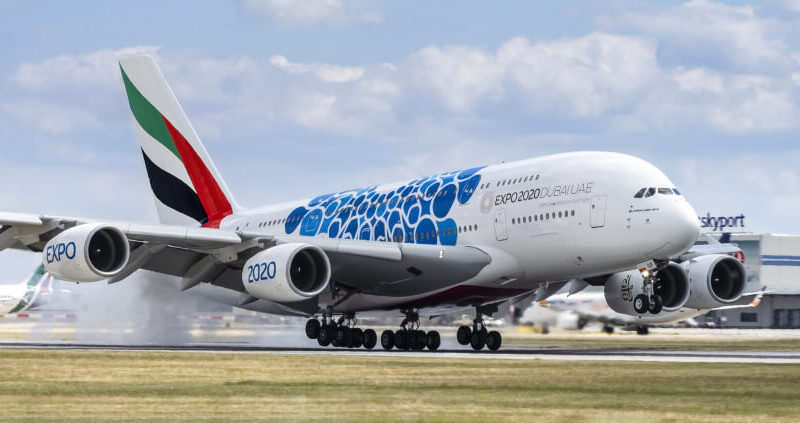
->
[
  {"left": 242, "top": 243, "right": 331, "bottom": 303},
  {"left": 682, "top": 254, "right": 746, "bottom": 309},
  {"left": 43, "top": 223, "right": 130, "bottom": 282},
  {"left": 604, "top": 263, "right": 690, "bottom": 316}
]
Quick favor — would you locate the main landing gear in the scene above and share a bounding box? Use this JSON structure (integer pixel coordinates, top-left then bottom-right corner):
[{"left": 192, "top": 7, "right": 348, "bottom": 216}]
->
[
  {"left": 380, "top": 309, "right": 441, "bottom": 352},
  {"left": 633, "top": 268, "right": 663, "bottom": 315},
  {"left": 305, "top": 313, "right": 377, "bottom": 350},
  {"left": 456, "top": 307, "right": 502, "bottom": 351}
]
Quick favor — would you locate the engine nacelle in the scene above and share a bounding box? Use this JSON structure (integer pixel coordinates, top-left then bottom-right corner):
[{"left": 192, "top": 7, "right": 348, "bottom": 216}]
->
[
  {"left": 242, "top": 243, "right": 331, "bottom": 303},
  {"left": 604, "top": 263, "right": 689, "bottom": 316},
  {"left": 682, "top": 254, "right": 746, "bottom": 309},
  {"left": 43, "top": 223, "right": 130, "bottom": 282}
]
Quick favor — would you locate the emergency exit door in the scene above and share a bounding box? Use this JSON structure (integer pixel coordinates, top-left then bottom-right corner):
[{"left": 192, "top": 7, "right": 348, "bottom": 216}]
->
[
  {"left": 590, "top": 195, "right": 607, "bottom": 228},
  {"left": 494, "top": 209, "right": 508, "bottom": 241}
]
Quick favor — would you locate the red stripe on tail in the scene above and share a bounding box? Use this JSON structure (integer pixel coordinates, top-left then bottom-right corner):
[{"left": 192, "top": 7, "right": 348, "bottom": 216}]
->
[{"left": 162, "top": 116, "right": 232, "bottom": 228}]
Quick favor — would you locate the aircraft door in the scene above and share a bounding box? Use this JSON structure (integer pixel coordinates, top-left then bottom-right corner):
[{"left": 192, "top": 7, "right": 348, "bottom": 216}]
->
[
  {"left": 494, "top": 209, "right": 508, "bottom": 241},
  {"left": 590, "top": 195, "right": 607, "bottom": 228}
]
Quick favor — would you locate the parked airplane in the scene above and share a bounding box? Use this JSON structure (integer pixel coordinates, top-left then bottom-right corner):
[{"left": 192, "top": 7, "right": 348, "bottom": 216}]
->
[
  {"left": 531, "top": 285, "right": 766, "bottom": 335},
  {"left": 0, "top": 264, "right": 55, "bottom": 314},
  {"left": 0, "top": 56, "right": 746, "bottom": 351}
]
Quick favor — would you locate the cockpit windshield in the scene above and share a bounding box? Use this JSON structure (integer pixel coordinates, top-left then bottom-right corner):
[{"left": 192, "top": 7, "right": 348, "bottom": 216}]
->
[{"left": 634, "top": 187, "right": 681, "bottom": 198}]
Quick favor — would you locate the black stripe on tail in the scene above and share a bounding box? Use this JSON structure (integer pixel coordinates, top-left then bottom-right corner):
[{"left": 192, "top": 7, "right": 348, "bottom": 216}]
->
[{"left": 141, "top": 150, "right": 208, "bottom": 224}]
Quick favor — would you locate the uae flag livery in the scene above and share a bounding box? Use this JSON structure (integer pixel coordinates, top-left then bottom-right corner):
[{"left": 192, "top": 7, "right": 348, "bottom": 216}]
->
[{"left": 119, "top": 58, "right": 236, "bottom": 228}]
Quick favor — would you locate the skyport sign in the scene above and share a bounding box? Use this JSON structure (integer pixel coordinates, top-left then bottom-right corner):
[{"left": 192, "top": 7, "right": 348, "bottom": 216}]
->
[{"left": 698, "top": 213, "right": 746, "bottom": 232}]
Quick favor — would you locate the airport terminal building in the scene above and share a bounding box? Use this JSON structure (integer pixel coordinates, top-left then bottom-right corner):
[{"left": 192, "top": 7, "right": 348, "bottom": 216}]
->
[{"left": 706, "top": 231, "right": 800, "bottom": 329}]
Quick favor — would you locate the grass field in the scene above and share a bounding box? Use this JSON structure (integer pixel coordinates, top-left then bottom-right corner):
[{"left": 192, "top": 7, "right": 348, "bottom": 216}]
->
[{"left": 0, "top": 350, "right": 798, "bottom": 422}]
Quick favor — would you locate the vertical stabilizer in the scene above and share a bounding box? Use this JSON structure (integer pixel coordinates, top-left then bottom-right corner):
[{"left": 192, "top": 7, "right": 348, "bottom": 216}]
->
[{"left": 119, "top": 55, "right": 240, "bottom": 228}]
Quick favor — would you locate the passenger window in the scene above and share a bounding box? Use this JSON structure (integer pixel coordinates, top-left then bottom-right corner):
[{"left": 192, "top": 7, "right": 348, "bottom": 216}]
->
[
  {"left": 634, "top": 188, "right": 646, "bottom": 198},
  {"left": 644, "top": 188, "right": 655, "bottom": 198},
  {"left": 658, "top": 188, "right": 673, "bottom": 195}
]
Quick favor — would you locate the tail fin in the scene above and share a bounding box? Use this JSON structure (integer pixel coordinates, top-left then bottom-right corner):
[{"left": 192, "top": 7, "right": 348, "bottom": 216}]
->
[
  {"left": 10, "top": 264, "right": 50, "bottom": 313},
  {"left": 119, "top": 55, "right": 240, "bottom": 228}
]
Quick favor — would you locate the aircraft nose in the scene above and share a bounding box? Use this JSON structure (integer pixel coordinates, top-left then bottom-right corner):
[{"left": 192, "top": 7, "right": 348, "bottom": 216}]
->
[{"left": 671, "top": 201, "right": 700, "bottom": 251}]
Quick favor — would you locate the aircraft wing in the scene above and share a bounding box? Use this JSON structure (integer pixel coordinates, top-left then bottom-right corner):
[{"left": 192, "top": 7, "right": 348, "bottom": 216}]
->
[
  {"left": 0, "top": 211, "right": 492, "bottom": 301},
  {"left": 675, "top": 243, "right": 742, "bottom": 262}
]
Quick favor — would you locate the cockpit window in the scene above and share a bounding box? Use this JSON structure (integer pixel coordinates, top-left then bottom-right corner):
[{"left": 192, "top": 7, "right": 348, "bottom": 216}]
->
[
  {"left": 634, "top": 188, "right": 646, "bottom": 198},
  {"left": 658, "top": 188, "right": 673, "bottom": 195},
  {"left": 673, "top": 188, "right": 681, "bottom": 195},
  {"left": 644, "top": 187, "right": 655, "bottom": 198}
]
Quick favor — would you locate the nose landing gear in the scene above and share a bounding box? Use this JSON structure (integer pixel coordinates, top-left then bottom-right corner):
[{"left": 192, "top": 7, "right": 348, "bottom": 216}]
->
[{"left": 634, "top": 268, "right": 664, "bottom": 315}]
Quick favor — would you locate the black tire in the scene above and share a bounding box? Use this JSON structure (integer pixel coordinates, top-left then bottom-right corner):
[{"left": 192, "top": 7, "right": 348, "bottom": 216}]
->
[
  {"left": 394, "top": 330, "right": 408, "bottom": 350},
  {"left": 633, "top": 294, "right": 649, "bottom": 314},
  {"left": 317, "top": 326, "right": 332, "bottom": 347},
  {"left": 636, "top": 326, "right": 649, "bottom": 335},
  {"left": 380, "top": 330, "right": 394, "bottom": 350},
  {"left": 363, "top": 329, "right": 378, "bottom": 349},
  {"left": 602, "top": 325, "right": 615, "bottom": 334},
  {"left": 426, "top": 331, "right": 441, "bottom": 351},
  {"left": 456, "top": 326, "right": 472, "bottom": 345},
  {"left": 333, "top": 327, "right": 351, "bottom": 348},
  {"left": 414, "top": 330, "right": 428, "bottom": 351},
  {"left": 407, "top": 330, "right": 419, "bottom": 351},
  {"left": 331, "top": 328, "right": 341, "bottom": 347},
  {"left": 350, "top": 328, "right": 364, "bottom": 348},
  {"left": 486, "top": 331, "right": 502, "bottom": 351},
  {"left": 649, "top": 295, "right": 663, "bottom": 314},
  {"left": 470, "top": 331, "right": 486, "bottom": 350},
  {"left": 305, "top": 319, "right": 321, "bottom": 339}
]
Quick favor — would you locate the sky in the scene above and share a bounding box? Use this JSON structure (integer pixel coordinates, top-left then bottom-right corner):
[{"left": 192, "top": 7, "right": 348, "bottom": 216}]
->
[{"left": 1, "top": 0, "right": 800, "bottom": 280}]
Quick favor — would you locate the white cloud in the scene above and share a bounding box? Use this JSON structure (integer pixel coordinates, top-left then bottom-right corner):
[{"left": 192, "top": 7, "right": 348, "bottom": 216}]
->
[
  {"left": 269, "top": 55, "right": 364, "bottom": 83},
  {"left": 2, "top": 100, "right": 99, "bottom": 135},
  {"left": 240, "top": 0, "right": 381, "bottom": 25},
  {"left": 606, "top": 0, "right": 788, "bottom": 70},
  {"left": 637, "top": 69, "right": 800, "bottom": 134},
  {"left": 11, "top": 46, "right": 160, "bottom": 91}
]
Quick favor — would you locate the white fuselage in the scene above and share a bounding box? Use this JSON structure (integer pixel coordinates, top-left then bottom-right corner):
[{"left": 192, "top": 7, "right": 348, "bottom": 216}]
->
[
  {"left": 204, "top": 152, "right": 699, "bottom": 315},
  {"left": 0, "top": 283, "right": 27, "bottom": 314}
]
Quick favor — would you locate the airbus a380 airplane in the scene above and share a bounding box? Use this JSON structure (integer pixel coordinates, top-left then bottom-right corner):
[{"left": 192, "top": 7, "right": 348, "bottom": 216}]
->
[{"left": 0, "top": 56, "right": 746, "bottom": 351}]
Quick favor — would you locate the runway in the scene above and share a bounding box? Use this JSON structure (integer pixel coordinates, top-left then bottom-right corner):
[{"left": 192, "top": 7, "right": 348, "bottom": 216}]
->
[{"left": 3, "top": 342, "right": 799, "bottom": 364}]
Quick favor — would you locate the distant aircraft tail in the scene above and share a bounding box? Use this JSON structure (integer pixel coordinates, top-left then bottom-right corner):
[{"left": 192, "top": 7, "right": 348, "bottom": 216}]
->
[
  {"left": 9, "top": 264, "right": 52, "bottom": 313},
  {"left": 119, "top": 55, "right": 241, "bottom": 228}
]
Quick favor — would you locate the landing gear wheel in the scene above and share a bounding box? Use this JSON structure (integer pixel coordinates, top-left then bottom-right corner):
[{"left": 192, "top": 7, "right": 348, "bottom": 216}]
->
[
  {"left": 394, "top": 330, "right": 409, "bottom": 350},
  {"left": 456, "top": 326, "right": 472, "bottom": 345},
  {"left": 412, "top": 330, "right": 427, "bottom": 351},
  {"left": 486, "top": 331, "right": 502, "bottom": 351},
  {"left": 305, "top": 319, "right": 321, "bottom": 339},
  {"left": 407, "top": 330, "right": 420, "bottom": 351},
  {"left": 363, "top": 329, "right": 377, "bottom": 349},
  {"left": 633, "top": 294, "right": 649, "bottom": 314},
  {"left": 333, "top": 327, "right": 351, "bottom": 348},
  {"left": 470, "top": 330, "right": 487, "bottom": 350},
  {"left": 636, "top": 326, "right": 649, "bottom": 335},
  {"left": 602, "top": 325, "right": 615, "bottom": 334},
  {"left": 648, "top": 295, "right": 663, "bottom": 314},
  {"left": 426, "top": 331, "right": 440, "bottom": 351},
  {"left": 380, "top": 330, "right": 395, "bottom": 350},
  {"left": 317, "top": 326, "right": 333, "bottom": 347},
  {"left": 350, "top": 328, "right": 364, "bottom": 348}
]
